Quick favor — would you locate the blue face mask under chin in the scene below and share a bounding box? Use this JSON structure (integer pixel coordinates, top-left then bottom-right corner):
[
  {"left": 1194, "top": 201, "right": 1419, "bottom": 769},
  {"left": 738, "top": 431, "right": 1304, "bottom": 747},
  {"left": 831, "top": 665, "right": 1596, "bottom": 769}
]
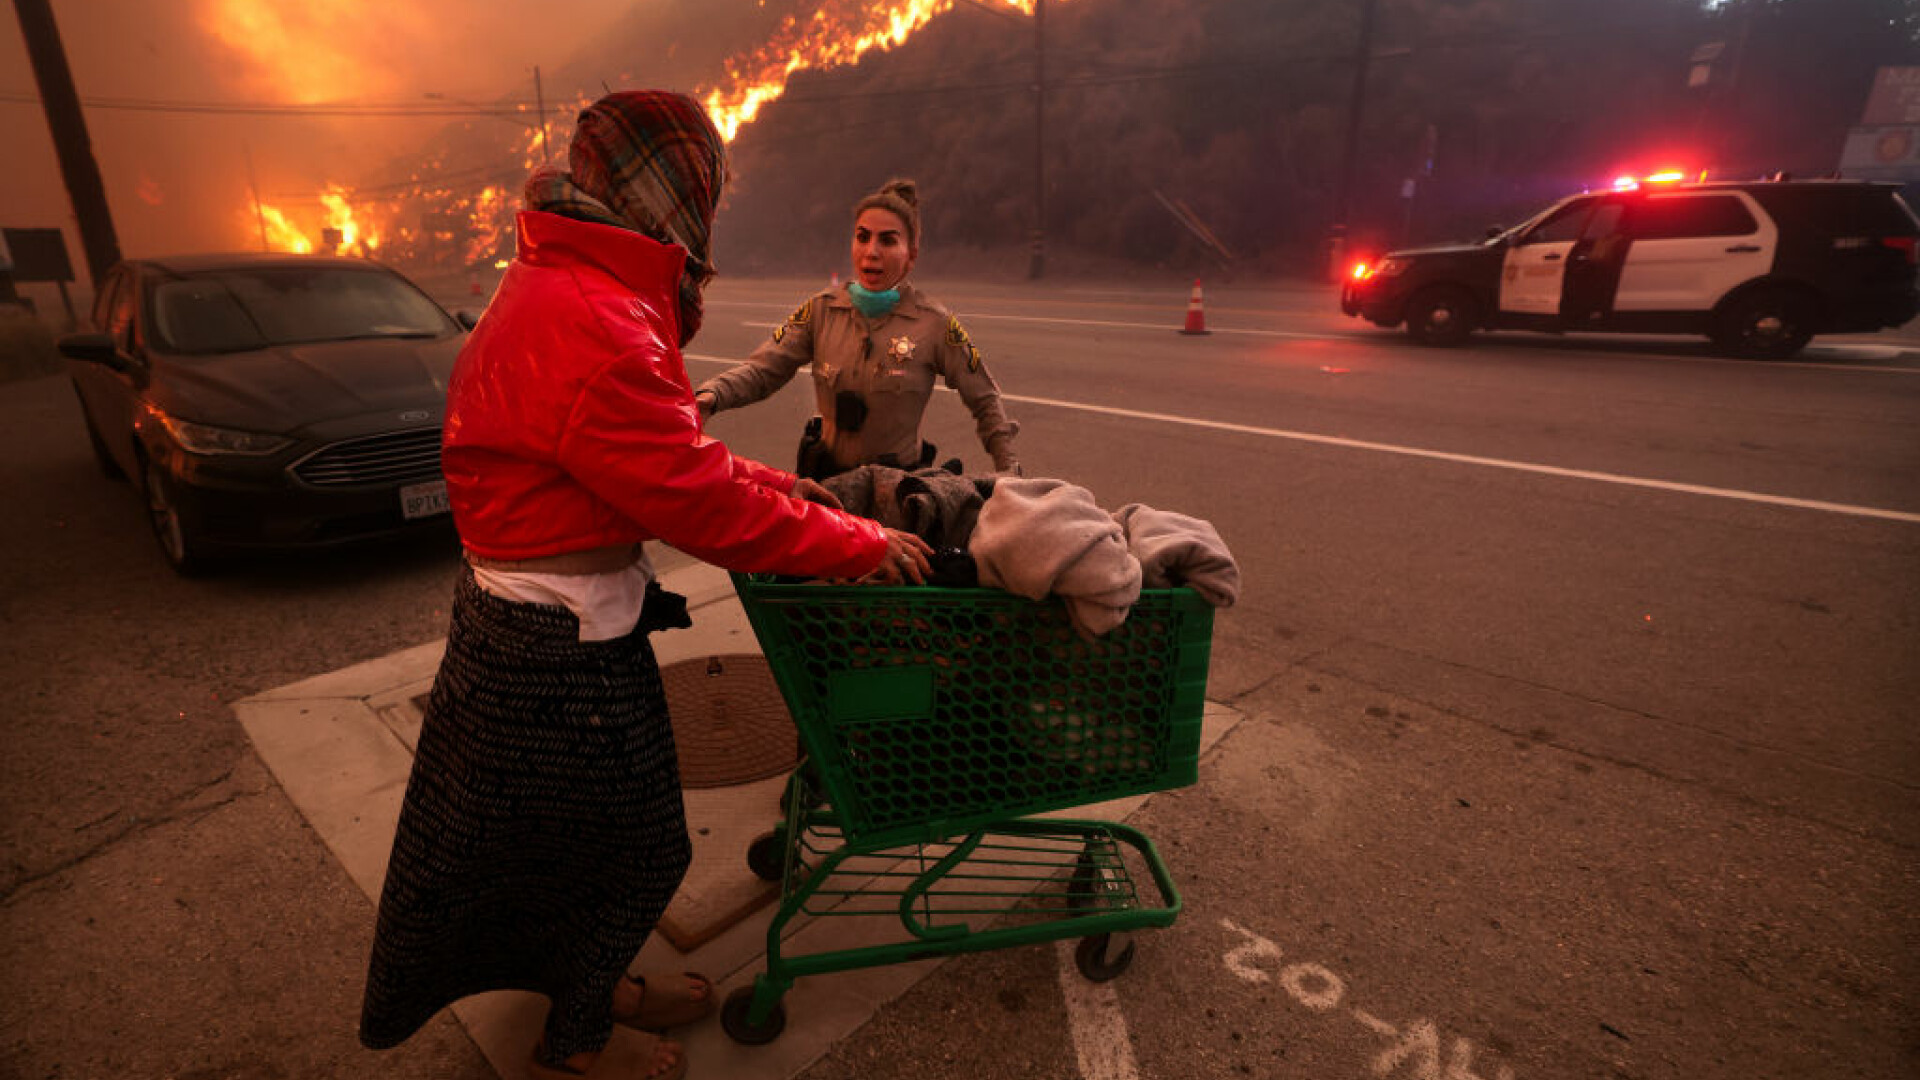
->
[{"left": 848, "top": 281, "right": 901, "bottom": 318}]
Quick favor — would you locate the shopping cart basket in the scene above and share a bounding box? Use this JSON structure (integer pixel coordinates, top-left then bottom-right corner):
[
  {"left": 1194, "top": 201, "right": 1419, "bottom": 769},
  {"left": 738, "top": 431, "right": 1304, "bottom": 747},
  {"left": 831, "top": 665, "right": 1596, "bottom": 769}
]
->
[{"left": 719, "top": 572, "right": 1215, "bottom": 1044}]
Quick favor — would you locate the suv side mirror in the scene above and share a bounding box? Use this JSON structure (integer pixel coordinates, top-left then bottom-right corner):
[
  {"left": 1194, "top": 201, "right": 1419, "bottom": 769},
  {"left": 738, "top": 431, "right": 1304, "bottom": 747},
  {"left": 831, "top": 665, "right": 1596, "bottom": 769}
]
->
[{"left": 57, "top": 332, "right": 126, "bottom": 369}]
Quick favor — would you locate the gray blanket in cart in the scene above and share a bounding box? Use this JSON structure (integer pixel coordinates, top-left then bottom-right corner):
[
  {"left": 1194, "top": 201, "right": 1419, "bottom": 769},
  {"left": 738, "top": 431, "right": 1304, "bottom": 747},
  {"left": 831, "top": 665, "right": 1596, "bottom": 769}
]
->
[
  {"left": 972, "top": 477, "right": 1143, "bottom": 636},
  {"left": 819, "top": 469, "right": 1241, "bottom": 632}
]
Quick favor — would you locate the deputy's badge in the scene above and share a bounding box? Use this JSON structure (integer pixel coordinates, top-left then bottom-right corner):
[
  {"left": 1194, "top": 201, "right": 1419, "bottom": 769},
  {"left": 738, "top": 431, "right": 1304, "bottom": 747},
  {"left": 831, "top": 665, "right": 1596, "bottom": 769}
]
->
[
  {"left": 888, "top": 336, "right": 916, "bottom": 363},
  {"left": 944, "top": 315, "right": 971, "bottom": 348}
]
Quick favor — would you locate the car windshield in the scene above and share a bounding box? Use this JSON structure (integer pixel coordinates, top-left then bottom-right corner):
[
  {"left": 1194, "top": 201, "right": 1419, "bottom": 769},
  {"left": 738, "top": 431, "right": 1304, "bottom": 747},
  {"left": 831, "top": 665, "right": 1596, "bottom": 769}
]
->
[
  {"left": 1484, "top": 202, "right": 1562, "bottom": 246},
  {"left": 151, "top": 266, "right": 455, "bottom": 354}
]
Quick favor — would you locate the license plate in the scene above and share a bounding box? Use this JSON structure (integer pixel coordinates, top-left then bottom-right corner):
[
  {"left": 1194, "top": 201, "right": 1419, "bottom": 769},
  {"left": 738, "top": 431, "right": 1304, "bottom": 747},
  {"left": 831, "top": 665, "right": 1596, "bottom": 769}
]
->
[{"left": 400, "top": 479, "right": 450, "bottom": 520}]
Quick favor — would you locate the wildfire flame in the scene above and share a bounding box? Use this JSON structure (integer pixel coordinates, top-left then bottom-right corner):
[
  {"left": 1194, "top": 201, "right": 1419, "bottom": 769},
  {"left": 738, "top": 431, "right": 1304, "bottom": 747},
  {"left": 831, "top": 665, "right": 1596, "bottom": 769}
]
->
[
  {"left": 700, "top": 0, "right": 1043, "bottom": 140},
  {"left": 253, "top": 203, "right": 314, "bottom": 254},
  {"left": 247, "top": 184, "right": 379, "bottom": 256},
  {"left": 320, "top": 185, "right": 379, "bottom": 253}
]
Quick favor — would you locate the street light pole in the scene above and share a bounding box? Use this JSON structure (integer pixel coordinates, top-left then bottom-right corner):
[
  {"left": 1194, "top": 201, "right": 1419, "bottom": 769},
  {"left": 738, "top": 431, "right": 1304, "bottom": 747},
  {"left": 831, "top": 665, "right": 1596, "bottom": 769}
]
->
[
  {"left": 1329, "top": 0, "right": 1379, "bottom": 281},
  {"left": 1028, "top": 0, "right": 1046, "bottom": 280}
]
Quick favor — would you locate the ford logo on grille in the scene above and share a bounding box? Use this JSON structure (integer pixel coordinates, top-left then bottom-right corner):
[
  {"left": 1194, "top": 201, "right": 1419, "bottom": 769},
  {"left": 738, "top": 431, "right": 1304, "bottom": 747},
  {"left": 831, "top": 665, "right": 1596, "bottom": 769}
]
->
[{"left": 398, "top": 410, "right": 430, "bottom": 423}]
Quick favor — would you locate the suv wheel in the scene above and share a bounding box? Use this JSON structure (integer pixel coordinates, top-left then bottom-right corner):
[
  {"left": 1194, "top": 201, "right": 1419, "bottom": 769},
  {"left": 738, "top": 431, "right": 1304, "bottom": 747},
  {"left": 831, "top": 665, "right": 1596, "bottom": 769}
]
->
[
  {"left": 1405, "top": 287, "right": 1478, "bottom": 346},
  {"left": 1712, "top": 288, "right": 1815, "bottom": 359},
  {"left": 143, "top": 458, "right": 213, "bottom": 576}
]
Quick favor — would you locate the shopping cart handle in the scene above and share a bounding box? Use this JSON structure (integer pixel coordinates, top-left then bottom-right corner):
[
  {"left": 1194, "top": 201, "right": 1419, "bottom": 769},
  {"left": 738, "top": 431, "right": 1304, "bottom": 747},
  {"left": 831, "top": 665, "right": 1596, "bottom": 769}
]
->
[{"left": 897, "top": 830, "right": 988, "bottom": 942}]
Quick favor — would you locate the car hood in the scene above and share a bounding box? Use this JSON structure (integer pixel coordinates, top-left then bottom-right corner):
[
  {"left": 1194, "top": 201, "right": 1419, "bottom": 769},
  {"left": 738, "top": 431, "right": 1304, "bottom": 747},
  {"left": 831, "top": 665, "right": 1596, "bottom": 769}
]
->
[
  {"left": 148, "top": 334, "right": 462, "bottom": 435},
  {"left": 1384, "top": 240, "right": 1499, "bottom": 259}
]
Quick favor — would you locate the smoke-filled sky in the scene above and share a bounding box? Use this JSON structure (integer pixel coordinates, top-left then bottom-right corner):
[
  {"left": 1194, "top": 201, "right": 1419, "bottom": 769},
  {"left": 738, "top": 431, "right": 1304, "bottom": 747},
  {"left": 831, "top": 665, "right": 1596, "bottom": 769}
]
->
[{"left": 0, "top": 0, "right": 791, "bottom": 287}]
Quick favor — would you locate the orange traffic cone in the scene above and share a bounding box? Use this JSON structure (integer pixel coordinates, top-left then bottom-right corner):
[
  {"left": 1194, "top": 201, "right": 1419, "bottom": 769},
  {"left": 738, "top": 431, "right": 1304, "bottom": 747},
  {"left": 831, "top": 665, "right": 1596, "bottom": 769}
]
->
[{"left": 1179, "top": 279, "right": 1210, "bottom": 335}]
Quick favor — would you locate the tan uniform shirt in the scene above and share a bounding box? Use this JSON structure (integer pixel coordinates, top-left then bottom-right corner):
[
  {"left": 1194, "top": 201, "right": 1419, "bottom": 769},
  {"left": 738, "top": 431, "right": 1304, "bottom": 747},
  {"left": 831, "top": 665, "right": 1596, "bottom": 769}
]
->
[{"left": 698, "top": 284, "right": 1020, "bottom": 472}]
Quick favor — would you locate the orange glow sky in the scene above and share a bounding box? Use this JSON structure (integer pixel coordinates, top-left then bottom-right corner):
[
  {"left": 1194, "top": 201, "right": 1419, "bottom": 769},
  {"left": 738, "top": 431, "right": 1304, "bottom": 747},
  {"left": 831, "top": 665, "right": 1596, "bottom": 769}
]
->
[{"left": 0, "top": 0, "right": 635, "bottom": 287}]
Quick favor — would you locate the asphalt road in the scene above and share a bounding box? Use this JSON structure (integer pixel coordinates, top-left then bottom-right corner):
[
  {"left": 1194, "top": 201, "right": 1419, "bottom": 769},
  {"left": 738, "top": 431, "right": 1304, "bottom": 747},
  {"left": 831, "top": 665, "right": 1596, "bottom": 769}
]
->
[{"left": 3, "top": 276, "right": 1916, "bottom": 1079}]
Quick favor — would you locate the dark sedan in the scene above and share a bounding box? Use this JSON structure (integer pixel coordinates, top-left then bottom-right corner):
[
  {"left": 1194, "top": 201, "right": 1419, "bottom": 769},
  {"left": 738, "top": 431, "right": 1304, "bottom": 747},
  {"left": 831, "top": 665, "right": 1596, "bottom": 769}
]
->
[{"left": 60, "top": 253, "right": 475, "bottom": 574}]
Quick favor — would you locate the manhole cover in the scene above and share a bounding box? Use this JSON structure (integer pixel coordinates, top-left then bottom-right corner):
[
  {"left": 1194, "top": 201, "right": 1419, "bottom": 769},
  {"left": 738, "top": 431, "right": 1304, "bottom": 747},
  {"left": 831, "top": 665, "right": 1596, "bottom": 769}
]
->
[
  {"left": 660, "top": 654, "right": 800, "bottom": 789},
  {"left": 407, "top": 654, "right": 799, "bottom": 789}
]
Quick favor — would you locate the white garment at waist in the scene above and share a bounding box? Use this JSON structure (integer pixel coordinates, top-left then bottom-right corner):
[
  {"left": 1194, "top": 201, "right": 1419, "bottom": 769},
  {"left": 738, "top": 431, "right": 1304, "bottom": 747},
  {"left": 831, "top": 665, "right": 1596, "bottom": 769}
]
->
[{"left": 470, "top": 547, "right": 656, "bottom": 642}]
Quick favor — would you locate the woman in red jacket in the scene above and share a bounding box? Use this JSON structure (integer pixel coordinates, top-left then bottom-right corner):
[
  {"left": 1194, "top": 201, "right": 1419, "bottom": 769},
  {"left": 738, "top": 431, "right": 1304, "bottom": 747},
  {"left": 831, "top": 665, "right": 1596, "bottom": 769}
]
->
[{"left": 359, "top": 91, "right": 931, "bottom": 1080}]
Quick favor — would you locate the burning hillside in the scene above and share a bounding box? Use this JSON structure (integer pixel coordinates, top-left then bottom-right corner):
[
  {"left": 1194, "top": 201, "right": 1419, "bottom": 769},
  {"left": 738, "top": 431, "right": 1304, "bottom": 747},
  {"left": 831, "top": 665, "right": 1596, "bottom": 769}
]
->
[{"left": 233, "top": 0, "right": 1054, "bottom": 264}]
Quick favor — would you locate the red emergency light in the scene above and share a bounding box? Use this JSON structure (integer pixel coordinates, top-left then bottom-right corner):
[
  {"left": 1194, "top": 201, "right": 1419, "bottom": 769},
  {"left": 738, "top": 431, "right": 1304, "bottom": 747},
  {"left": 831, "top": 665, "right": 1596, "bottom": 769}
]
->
[{"left": 1610, "top": 168, "right": 1693, "bottom": 192}]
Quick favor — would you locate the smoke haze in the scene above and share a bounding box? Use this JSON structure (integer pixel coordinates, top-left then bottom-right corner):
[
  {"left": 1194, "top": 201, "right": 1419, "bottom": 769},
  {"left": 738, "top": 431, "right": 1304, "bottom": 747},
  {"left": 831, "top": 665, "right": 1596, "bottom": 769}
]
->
[{"left": 0, "top": 0, "right": 785, "bottom": 285}]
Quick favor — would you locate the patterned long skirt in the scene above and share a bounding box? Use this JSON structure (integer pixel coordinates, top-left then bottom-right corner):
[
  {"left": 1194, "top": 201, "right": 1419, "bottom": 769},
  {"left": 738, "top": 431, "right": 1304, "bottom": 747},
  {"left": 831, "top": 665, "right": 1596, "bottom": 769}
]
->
[{"left": 359, "top": 570, "right": 691, "bottom": 1060}]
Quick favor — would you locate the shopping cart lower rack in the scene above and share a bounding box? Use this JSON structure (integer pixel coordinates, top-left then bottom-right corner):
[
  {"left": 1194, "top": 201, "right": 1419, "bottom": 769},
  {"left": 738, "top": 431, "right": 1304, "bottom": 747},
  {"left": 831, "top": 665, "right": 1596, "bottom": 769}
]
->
[{"left": 719, "top": 573, "right": 1215, "bottom": 1044}]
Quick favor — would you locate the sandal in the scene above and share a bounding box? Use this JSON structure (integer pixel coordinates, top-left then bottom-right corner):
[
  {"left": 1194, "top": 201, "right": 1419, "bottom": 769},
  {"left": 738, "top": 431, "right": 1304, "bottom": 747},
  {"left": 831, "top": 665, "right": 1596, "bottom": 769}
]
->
[
  {"left": 527, "top": 1034, "right": 687, "bottom": 1080},
  {"left": 611, "top": 970, "right": 715, "bottom": 1032}
]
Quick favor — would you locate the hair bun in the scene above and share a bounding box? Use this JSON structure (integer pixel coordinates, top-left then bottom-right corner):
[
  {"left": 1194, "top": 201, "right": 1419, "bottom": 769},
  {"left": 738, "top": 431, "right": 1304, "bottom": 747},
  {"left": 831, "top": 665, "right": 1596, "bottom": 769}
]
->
[{"left": 854, "top": 177, "right": 923, "bottom": 249}]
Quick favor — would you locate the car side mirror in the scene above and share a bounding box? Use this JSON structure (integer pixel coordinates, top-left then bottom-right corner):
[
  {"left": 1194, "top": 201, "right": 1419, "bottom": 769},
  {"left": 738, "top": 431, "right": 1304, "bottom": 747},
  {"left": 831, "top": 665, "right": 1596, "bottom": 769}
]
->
[
  {"left": 455, "top": 310, "right": 480, "bottom": 331},
  {"left": 57, "top": 332, "right": 126, "bottom": 369}
]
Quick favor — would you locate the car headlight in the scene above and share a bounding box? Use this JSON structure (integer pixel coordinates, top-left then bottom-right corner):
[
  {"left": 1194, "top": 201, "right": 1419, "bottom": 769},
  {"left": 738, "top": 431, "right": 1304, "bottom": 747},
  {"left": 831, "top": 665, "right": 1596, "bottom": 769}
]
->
[
  {"left": 146, "top": 404, "right": 292, "bottom": 456},
  {"left": 1373, "top": 257, "right": 1410, "bottom": 277}
]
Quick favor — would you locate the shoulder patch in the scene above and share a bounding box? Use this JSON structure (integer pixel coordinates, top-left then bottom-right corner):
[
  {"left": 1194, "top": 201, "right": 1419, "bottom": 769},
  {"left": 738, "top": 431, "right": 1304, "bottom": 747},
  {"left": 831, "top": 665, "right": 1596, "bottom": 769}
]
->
[{"left": 944, "top": 315, "right": 971, "bottom": 348}]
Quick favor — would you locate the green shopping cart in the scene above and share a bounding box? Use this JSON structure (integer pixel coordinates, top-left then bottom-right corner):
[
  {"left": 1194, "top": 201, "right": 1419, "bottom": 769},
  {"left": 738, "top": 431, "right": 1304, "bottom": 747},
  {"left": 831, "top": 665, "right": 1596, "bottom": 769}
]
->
[{"left": 719, "top": 572, "right": 1215, "bottom": 1044}]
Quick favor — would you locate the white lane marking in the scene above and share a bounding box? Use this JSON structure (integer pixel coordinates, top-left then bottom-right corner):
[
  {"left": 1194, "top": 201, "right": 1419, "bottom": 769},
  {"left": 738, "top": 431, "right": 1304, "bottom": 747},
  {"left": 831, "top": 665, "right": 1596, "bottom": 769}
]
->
[
  {"left": 727, "top": 314, "right": 1327, "bottom": 338},
  {"left": 715, "top": 312, "right": 1920, "bottom": 370},
  {"left": 1055, "top": 938, "right": 1140, "bottom": 1080},
  {"left": 682, "top": 354, "right": 1920, "bottom": 523},
  {"left": 966, "top": 311, "right": 1329, "bottom": 339},
  {"left": 999, "top": 392, "right": 1920, "bottom": 525}
]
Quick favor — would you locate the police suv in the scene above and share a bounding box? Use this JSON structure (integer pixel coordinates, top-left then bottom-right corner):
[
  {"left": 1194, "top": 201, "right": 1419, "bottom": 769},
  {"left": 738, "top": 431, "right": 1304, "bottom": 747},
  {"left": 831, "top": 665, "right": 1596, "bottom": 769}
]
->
[{"left": 1340, "top": 177, "right": 1920, "bottom": 358}]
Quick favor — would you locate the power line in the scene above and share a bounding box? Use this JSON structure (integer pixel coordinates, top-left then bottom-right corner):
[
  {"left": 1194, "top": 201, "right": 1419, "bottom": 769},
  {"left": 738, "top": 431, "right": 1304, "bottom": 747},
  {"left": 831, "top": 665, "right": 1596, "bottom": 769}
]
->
[{"left": 0, "top": 90, "right": 545, "bottom": 119}]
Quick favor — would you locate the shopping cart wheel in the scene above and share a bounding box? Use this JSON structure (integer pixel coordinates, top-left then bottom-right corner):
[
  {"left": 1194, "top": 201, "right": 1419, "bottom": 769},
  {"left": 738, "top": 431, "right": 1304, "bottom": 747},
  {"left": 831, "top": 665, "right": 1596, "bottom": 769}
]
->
[
  {"left": 746, "top": 830, "right": 785, "bottom": 882},
  {"left": 721, "top": 985, "right": 787, "bottom": 1044},
  {"left": 1075, "top": 933, "right": 1135, "bottom": 982}
]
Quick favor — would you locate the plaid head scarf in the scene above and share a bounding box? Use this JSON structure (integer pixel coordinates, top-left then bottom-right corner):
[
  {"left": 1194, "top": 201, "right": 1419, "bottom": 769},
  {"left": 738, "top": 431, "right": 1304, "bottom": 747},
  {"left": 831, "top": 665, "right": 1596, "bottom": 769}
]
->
[{"left": 523, "top": 90, "right": 727, "bottom": 345}]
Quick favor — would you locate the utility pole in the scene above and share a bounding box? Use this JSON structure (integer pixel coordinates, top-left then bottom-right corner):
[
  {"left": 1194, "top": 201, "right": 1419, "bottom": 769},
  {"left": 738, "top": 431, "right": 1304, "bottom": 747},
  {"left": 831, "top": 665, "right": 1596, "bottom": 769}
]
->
[
  {"left": 13, "top": 0, "right": 121, "bottom": 287},
  {"left": 1028, "top": 0, "right": 1046, "bottom": 280},
  {"left": 244, "top": 142, "right": 269, "bottom": 251},
  {"left": 534, "top": 65, "right": 552, "bottom": 163},
  {"left": 1329, "top": 0, "right": 1378, "bottom": 281}
]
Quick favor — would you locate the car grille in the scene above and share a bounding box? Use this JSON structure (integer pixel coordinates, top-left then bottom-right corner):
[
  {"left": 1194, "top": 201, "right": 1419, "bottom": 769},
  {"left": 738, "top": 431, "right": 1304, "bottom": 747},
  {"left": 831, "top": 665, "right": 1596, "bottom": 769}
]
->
[{"left": 291, "top": 428, "right": 443, "bottom": 488}]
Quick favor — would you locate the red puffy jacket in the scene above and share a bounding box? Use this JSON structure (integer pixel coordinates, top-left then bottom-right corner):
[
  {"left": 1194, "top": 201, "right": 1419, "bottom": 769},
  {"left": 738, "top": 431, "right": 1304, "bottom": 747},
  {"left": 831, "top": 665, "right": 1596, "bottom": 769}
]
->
[{"left": 443, "top": 210, "right": 887, "bottom": 579}]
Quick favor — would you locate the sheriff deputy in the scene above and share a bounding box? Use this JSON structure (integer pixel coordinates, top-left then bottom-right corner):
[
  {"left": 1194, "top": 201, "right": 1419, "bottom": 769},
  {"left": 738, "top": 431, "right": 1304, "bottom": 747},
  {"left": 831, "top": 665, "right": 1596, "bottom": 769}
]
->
[{"left": 695, "top": 178, "right": 1021, "bottom": 479}]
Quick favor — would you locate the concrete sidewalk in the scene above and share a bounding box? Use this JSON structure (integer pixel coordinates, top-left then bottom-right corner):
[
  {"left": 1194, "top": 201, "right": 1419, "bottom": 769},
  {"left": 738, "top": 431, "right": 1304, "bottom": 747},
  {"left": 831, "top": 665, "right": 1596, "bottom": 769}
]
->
[{"left": 234, "top": 562, "right": 1241, "bottom": 1079}]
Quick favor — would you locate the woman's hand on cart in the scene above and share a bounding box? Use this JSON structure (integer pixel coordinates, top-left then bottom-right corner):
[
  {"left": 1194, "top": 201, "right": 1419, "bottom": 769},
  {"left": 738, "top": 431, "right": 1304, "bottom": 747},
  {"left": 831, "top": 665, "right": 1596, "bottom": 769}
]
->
[
  {"left": 791, "top": 477, "right": 843, "bottom": 509},
  {"left": 863, "top": 529, "right": 934, "bottom": 585}
]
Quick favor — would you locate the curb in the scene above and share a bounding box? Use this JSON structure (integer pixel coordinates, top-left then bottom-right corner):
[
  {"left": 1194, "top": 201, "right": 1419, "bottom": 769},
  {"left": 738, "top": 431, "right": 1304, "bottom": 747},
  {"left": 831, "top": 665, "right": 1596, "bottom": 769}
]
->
[{"left": 234, "top": 562, "right": 1244, "bottom": 1079}]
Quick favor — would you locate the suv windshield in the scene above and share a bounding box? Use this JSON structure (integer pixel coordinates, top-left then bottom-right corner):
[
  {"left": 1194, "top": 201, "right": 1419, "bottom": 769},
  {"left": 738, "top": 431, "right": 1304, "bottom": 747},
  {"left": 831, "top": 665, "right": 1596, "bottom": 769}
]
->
[{"left": 151, "top": 266, "right": 455, "bottom": 354}]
